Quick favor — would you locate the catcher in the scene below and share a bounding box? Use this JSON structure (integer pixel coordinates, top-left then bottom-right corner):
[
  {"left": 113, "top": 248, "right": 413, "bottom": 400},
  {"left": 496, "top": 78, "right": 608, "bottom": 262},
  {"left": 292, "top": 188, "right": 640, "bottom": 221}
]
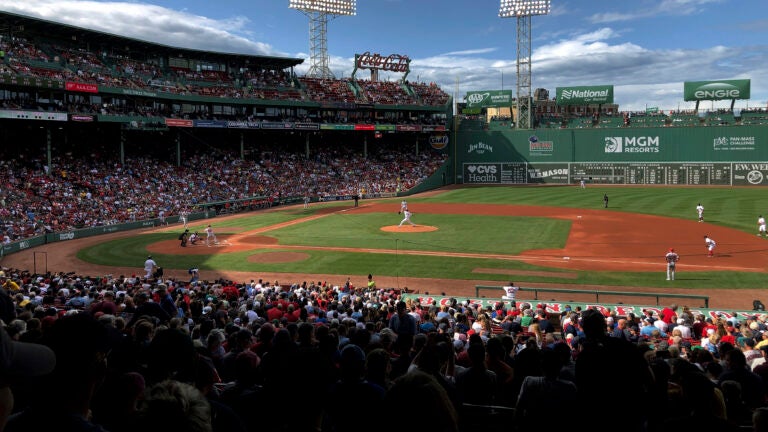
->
[{"left": 189, "top": 231, "right": 201, "bottom": 245}]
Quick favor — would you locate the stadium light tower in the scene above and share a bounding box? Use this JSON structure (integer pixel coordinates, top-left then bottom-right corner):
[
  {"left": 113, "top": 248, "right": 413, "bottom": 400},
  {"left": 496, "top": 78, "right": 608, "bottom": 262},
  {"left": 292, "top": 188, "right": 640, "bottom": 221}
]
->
[
  {"left": 499, "top": 0, "right": 550, "bottom": 129},
  {"left": 289, "top": 0, "right": 356, "bottom": 79}
]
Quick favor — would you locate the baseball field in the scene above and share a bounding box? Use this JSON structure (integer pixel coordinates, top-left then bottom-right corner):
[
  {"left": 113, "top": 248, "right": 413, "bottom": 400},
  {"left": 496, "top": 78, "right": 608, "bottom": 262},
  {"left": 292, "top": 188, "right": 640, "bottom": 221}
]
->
[{"left": 6, "top": 185, "right": 768, "bottom": 311}]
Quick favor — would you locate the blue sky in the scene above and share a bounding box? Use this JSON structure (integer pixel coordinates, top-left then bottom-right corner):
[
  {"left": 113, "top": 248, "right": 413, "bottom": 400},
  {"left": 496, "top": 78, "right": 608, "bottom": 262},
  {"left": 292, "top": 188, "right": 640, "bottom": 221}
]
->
[{"left": 1, "top": 0, "right": 767, "bottom": 111}]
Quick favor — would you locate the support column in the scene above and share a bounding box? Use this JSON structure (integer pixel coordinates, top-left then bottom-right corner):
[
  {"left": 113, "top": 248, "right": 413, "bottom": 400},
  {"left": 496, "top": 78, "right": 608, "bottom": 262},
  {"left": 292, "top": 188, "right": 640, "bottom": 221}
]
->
[
  {"left": 176, "top": 130, "right": 181, "bottom": 167},
  {"left": 120, "top": 130, "right": 126, "bottom": 165},
  {"left": 46, "top": 127, "right": 52, "bottom": 176}
]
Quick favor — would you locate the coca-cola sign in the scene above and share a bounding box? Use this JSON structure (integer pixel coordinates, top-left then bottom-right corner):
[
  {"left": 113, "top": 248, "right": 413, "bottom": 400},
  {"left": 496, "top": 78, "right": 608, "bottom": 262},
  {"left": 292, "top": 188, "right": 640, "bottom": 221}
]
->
[{"left": 355, "top": 52, "right": 410, "bottom": 73}]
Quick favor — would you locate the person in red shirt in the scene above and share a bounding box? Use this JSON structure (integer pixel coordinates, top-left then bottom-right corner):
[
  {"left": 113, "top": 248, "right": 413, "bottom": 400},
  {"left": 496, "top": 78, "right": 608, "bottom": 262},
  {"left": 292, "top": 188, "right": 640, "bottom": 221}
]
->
[
  {"left": 266, "top": 303, "right": 284, "bottom": 322},
  {"left": 661, "top": 304, "right": 678, "bottom": 325},
  {"left": 222, "top": 284, "right": 239, "bottom": 301},
  {"left": 285, "top": 304, "right": 301, "bottom": 323}
]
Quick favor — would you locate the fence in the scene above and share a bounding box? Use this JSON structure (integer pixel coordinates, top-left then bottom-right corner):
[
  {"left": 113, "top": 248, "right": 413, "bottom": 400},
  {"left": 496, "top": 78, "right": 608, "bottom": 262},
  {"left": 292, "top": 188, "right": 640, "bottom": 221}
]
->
[{"left": 475, "top": 285, "right": 709, "bottom": 308}]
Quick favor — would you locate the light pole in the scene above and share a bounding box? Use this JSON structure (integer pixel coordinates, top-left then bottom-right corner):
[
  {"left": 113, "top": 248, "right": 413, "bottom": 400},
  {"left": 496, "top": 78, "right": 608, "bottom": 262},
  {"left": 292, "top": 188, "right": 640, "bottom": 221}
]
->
[
  {"left": 499, "top": 0, "right": 550, "bottom": 129},
  {"left": 289, "top": 0, "right": 357, "bottom": 79}
]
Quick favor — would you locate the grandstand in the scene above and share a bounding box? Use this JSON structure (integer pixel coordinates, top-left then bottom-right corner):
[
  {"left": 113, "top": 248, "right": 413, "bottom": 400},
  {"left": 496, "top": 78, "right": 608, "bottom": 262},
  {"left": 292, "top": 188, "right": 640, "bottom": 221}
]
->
[
  {"left": 4, "top": 9, "right": 768, "bottom": 432},
  {"left": 0, "top": 10, "right": 451, "bottom": 242}
]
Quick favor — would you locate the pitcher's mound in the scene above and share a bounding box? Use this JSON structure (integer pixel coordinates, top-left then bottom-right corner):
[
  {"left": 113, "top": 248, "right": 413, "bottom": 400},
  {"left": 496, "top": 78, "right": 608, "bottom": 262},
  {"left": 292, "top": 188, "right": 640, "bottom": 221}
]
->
[{"left": 380, "top": 225, "right": 438, "bottom": 233}]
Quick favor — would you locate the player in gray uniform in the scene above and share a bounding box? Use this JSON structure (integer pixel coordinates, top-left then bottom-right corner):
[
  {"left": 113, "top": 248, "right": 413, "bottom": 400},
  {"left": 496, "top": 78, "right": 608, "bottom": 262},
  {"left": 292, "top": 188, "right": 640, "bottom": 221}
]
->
[{"left": 665, "top": 248, "right": 679, "bottom": 280}]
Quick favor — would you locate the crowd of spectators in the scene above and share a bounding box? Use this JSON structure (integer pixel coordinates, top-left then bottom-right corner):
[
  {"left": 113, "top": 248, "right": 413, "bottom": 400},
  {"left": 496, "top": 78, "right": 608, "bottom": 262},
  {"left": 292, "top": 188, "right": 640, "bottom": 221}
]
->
[
  {"left": 3, "top": 269, "right": 768, "bottom": 431},
  {"left": 0, "top": 143, "right": 446, "bottom": 242},
  {"left": 0, "top": 35, "right": 451, "bottom": 107}
]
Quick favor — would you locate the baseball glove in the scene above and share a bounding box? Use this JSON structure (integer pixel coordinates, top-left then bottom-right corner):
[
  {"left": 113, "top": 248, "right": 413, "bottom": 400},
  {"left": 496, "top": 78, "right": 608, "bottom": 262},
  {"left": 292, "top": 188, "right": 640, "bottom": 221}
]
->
[{"left": 398, "top": 211, "right": 401, "bottom": 215}]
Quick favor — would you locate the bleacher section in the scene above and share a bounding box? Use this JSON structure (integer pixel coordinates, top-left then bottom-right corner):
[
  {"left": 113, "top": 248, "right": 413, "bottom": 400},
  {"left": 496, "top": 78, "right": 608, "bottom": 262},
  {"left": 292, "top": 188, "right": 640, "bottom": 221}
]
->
[{"left": 0, "top": 34, "right": 450, "bottom": 108}]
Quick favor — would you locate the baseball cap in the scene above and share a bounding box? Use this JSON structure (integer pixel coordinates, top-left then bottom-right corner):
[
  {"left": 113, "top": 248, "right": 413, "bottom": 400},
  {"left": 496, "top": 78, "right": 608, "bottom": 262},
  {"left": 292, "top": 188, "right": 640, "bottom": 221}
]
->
[{"left": 1, "top": 324, "right": 56, "bottom": 384}]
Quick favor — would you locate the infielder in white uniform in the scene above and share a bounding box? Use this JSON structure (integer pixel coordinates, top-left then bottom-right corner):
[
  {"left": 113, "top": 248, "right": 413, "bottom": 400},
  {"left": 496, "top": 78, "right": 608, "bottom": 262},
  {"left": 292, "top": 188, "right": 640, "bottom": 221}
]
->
[
  {"left": 665, "top": 248, "right": 680, "bottom": 281},
  {"left": 400, "top": 200, "right": 408, "bottom": 214},
  {"left": 205, "top": 224, "right": 218, "bottom": 247},
  {"left": 704, "top": 235, "right": 716, "bottom": 257},
  {"left": 144, "top": 255, "right": 157, "bottom": 279},
  {"left": 758, "top": 215, "right": 766, "bottom": 237},
  {"left": 696, "top": 203, "right": 704, "bottom": 222},
  {"left": 398, "top": 210, "right": 416, "bottom": 227},
  {"left": 179, "top": 209, "right": 189, "bottom": 228}
]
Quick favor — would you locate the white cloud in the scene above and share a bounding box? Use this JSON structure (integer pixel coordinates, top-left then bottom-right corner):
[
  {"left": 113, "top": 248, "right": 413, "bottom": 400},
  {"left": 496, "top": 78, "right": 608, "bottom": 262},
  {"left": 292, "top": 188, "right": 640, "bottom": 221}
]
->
[
  {"left": 441, "top": 48, "right": 498, "bottom": 56},
  {"left": 590, "top": 0, "right": 725, "bottom": 23},
  {"left": 0, "top": 0, "right": 763, "bottom": 112},
  {"left": 0, "top": 0, "right": 280, "bottom": 56}
]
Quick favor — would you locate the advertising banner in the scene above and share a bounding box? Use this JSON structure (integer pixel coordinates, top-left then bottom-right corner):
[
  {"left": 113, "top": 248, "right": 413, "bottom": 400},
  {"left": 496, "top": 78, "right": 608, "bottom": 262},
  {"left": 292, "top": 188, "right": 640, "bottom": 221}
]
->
[
  {"left": 733, "top": 163, "right": 768, "bottom": 186},
  {"left": 226, "top": 120, "right": 260, "bottom": 129},
  {"left": 70, "top": 114, "right": 95, "bottom": 122},
  {"left": 65, "top": 82, "right": 99, "bottom": 93},
  {"left": 401, "top": 294, "right": 755, "bottom": 322},
  {"left": 293, "top": 122, "right": 320, "bottom": 130},
  {"left": 396, "top": 125, "right": 422, "bottom": 132},
  {"left": 122, "top": 89, "right": 158, "bottom": 97},
  {"left": 261, "top": 122, "right": 293, "bottom": 130},
  {"left": 684, "top": 79, "right": 751, "bottom": 101},
  {"left": 375, "top": 125, "right": 397, "bottom": 131},
  {"left": 422, "top": 125, "right": 446, "bottom": 132},
  {"left": 164, "top": 118, "right": 193, "bottom": 127},
  {"left": 465, "top": 90, "right": 513, "bottom": 109},
  {"left": 193, "top": 120, "right": 227, "bottom": 128},
  {"left": 0, "top": 110, "right": 67, "bottom": 121},
  {"left": 0, "top": 74, "right": 64, "bottom": 89},
  {"left": 556, "top": 85, "right": 614, "bottom": 105}
]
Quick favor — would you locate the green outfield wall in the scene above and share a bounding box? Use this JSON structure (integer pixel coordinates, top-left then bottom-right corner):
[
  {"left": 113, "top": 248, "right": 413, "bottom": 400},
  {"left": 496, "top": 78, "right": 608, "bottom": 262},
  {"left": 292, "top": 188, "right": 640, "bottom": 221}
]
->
[{"left": 455, "top": 124, "right": 768, "bottom": 185}]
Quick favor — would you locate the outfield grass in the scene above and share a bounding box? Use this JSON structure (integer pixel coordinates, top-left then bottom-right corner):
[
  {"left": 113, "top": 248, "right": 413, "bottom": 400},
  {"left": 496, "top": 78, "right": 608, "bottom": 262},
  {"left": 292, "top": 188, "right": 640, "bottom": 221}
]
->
[
  {"left": 77, "top": 186, "right": 768, "bottom": 289},
  {"left": 425, "top": 186, "right": 766, "bottom": 232}
]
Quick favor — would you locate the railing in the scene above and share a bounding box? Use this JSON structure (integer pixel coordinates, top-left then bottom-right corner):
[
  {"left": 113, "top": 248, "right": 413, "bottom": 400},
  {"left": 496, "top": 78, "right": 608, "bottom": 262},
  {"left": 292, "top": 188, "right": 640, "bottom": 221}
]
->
[{"left": 475, "top": 285, "right": 709, "bottom": 308}]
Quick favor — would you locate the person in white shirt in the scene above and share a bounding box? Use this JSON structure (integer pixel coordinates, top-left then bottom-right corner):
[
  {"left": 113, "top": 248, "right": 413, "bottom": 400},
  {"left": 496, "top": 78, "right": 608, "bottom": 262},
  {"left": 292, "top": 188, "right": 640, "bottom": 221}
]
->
[
  {"left": 501, "top": 282, "right": 519, "bottom": 302},
  {"left": 758, "top": 215, "right": 766, "bottom": 237},
  {"left": 665, "top": 248, "right": 680, "bottom": 281},
  {"left": 704, "top": 235, "right": 716, "bottom": 257},
  {"left": 205, "top": 224, "right": 218, "bottom": 247},
  {"left": 143, "top": 255, "right": 157, "bottom": 279},
  {"left": 674, "top": 319, "right": 692, "bottom": 339},
  {"left": 696, "top": 203, "right": 704, "bottom": 222},
  {"left": 179, "top": 208, "right": 189, "bottom": 228},
  {"left": 398, "top": 210, "right": 416, "bottom": 227}
]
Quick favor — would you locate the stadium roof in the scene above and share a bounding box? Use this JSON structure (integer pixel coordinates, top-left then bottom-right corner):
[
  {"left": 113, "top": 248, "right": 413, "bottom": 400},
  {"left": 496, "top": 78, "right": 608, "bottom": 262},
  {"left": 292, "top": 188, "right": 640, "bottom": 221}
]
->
[{"left": 0, "top": 10, "right": 304, "bottom": 70}]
